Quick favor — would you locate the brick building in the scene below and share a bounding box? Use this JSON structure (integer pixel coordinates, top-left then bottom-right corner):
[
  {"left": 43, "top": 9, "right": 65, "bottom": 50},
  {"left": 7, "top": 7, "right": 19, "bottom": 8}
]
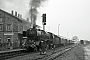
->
[{"left": 0, "top": 9, "right": 31, "bottom": 49}]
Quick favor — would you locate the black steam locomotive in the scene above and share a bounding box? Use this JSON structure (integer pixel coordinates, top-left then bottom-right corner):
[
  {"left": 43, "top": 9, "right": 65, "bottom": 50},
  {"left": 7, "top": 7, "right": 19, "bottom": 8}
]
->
[{"left": 22, "top": 28, "right": 74, "bottom": 52}]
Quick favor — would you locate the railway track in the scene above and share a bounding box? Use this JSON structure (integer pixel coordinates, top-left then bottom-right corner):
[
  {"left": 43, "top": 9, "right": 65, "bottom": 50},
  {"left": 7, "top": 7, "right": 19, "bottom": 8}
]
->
[
  {"left": 0, "top": 44, "right": 76, "bottom": 60},
  {"left": 32, "top": 45, "right": 76, "bottom": 60},
  {"left": 0, "top": 50, "right": 36, "bottom": 60}
]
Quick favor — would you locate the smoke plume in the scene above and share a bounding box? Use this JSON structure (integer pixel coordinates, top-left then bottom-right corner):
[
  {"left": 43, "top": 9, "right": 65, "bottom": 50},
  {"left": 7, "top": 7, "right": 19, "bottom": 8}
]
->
[{"left": 29, "top": 0, "right": 47, "bottom": 28}]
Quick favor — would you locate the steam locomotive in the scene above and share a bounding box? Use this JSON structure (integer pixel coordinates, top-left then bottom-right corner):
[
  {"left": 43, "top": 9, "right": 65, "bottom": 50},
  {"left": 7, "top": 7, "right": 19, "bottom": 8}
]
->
[{"left": 22, "top": 28, "right": 74, "bottom": 52}]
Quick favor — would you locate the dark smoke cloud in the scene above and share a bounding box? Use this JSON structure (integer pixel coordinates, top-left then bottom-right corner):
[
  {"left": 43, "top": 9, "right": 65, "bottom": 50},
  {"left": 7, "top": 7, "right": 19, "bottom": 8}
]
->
[
  {"left": 29, "top": 0, "right": 47, "bottom": 27},
  {"left": 0, "top": 0, "right": 48, "bottom": 28},
  {"left": 30, "top": 0, "right": 46, "bottom": 8}
]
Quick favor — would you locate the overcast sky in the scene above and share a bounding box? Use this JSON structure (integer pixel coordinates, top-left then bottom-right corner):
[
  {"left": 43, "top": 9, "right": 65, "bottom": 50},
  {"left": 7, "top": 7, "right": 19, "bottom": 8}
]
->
[{"left": 0, "top": 0, "right": 90, "bottom": 40}]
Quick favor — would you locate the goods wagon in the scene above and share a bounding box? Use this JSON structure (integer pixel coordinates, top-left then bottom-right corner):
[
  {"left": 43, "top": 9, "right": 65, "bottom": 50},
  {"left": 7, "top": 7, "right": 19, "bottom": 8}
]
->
[
  {"left": 60, "top": 38, "right": 67, "bottom": 46},
  {"left": 69, "top": 40, "right": 74, "bottom": 44},
  {"left": 66, "top": 39, "right": 70, "bottom": 44},
  {"left": 53, "top": 35, "right": 60, "bottom": 47},
  {"left": 53, "top": 35, "right": 59, "bottom": 44}
]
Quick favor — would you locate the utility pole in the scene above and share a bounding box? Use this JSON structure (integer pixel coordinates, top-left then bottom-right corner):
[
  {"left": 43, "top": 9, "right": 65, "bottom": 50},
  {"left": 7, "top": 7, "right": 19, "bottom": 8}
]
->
[
  {"left": 48, "top": 26, "right": 50, "bottom": 32},
  {"left": 67, "top": 31, "right": 69, "bottom": 39},
  {"left": 58, "top": 24, "right": 60, "bottom": 36}
]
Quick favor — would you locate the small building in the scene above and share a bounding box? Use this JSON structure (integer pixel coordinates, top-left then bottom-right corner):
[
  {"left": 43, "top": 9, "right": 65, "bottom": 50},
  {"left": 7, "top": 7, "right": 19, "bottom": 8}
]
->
[{"left": 0, "top": 9, "right": 31, "bottom": 49}]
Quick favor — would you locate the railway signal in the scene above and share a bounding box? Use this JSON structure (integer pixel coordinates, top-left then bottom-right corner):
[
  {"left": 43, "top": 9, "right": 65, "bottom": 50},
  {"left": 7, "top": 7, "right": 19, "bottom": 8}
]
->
[
  {"left": 41, "top": 13, "right": 47, "bottom": 54},
  {"left": 42, "top": 13, "right": 46, "bottom": 31},
  {"left": 43, "top": 22, "right": 46, "bottom": 25},
  {"left": 42, "top": 14, "right": 46, "bottom": 22}
]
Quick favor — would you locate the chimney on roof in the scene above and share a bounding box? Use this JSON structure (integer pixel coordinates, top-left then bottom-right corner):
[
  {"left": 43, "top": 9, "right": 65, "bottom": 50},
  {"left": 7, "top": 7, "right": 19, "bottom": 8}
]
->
[
  {"left": 18, "top": 14, "right": 20, "bottom": 17},
  {"left": 15, "top": 11, "right": 17, "bottom": 16},
  {"left": 20, "top": 14, "right": 22, "bottom": 18},
  {"left": 21, "top": 15, "right": 22, "bottom": 18},
  {"left": 11, "top": 10, "right": 13, "bottom": 15}
]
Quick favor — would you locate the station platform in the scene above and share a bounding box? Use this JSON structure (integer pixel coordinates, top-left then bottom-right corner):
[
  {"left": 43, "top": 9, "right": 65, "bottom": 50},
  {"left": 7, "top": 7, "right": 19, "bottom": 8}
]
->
[{"left": 0, "top": 49, "right": 26, "bottom": 54}]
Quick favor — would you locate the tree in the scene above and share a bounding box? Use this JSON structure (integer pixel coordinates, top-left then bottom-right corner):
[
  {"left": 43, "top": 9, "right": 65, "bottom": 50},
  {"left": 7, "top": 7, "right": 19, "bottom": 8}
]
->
[{"left": 72, "top": 36, "right": 79, "bottom": 42}]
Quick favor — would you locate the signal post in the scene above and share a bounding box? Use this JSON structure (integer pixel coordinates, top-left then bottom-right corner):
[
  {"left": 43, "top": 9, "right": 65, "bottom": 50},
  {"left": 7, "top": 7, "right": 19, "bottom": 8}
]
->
[
  {"left": 42, "top": 13, "right": 46, "bottom": 31},
  {"left": 40, "top": 13, "right": 46, "bottom": 54}
]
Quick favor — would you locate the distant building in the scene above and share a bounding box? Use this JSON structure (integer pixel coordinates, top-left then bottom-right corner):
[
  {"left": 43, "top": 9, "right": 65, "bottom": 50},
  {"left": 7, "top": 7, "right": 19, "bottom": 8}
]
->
[{"left": 0, "top": 9, "right": 31, "bottom": 48}]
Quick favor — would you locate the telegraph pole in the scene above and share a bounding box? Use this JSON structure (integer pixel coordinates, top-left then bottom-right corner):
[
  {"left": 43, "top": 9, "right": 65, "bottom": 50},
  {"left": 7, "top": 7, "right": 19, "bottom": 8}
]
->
[
  {"left": 58, "top": 24, "right": 60, "bottom": 36},
  {"left": 67, "top": 31, "right": 69, "bottom": 39},
  {"left": 48, "top": 26, "right": 50, "bottom": 32}
]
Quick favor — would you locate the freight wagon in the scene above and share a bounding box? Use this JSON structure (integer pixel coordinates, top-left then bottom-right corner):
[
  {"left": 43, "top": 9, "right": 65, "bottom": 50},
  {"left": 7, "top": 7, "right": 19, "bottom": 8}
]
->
[
  {"left": 53, "top": 35, "right": 60, "bottom": 47},
  {"left": 66, "top": 39, "right": 70, "bottom": 45},
  {"left": 60, "top": 38, "right": 67, "bottom": 46}
]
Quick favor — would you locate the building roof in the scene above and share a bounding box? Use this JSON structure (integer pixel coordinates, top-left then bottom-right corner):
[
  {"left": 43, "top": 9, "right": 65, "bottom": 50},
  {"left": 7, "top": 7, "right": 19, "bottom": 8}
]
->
[{"left": 0, "top": 9, "right": 31, "bottom": 24}]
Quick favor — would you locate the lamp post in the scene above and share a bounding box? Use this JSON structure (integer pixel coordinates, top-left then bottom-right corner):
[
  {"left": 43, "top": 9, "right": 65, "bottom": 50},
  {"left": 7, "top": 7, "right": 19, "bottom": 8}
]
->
[
  {"left": 48, "top": 26, "right": 50, "bottom": 32},
  {"left": 58, "top": 24, "right": 60, "bottom": 36},
  {"left": 67, "top": 31, "right": 69, "bottom": 39}
]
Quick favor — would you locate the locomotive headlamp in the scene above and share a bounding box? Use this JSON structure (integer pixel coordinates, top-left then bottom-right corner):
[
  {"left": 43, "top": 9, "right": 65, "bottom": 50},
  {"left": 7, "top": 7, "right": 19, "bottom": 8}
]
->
[{"left": 41, "top": 41, "right": 43, "bottom": 42}]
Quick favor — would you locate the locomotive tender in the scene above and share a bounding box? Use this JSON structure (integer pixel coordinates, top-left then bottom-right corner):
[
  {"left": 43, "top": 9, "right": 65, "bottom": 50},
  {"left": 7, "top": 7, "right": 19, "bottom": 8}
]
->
[{"left": 23, "top": 28, "right": 74, "bottom": 52}]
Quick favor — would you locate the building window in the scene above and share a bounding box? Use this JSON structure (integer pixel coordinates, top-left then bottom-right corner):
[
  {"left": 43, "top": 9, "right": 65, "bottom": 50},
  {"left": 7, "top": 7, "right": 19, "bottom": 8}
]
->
[
  {"left": 7, "top": 38, "right": 11, "bottom": 42},
  {"left": 0, "top": 25, "right": 3, "bottom": 31},
  {"left": 0, "top": 18, "right": 3, "bottom": 23},
  {"left": 6, "top": 24, "right": 12, "bottom": 31},
  {"left": 7, "top": 38, "right": 11, "bottom": 46}
]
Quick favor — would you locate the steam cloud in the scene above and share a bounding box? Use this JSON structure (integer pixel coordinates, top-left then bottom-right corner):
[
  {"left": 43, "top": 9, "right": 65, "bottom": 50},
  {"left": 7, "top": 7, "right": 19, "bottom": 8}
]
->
[
  {"left": 0, "top": 0, "right": 48, "bottom": 28},
  {"left": 29, "top": 0, "right": 47, "bottom": 27}
]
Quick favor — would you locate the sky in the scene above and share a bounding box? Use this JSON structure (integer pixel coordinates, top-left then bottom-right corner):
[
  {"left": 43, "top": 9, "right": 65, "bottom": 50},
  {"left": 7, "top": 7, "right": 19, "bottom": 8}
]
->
[{"left": 0, "top": 0, "right": 90, "bottom": 40}]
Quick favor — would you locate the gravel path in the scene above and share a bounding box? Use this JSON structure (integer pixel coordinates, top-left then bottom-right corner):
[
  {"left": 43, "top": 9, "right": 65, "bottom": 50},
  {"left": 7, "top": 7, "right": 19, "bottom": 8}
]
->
[{"left": 55, "top": 45, "right": 85, "bottom": 60}]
